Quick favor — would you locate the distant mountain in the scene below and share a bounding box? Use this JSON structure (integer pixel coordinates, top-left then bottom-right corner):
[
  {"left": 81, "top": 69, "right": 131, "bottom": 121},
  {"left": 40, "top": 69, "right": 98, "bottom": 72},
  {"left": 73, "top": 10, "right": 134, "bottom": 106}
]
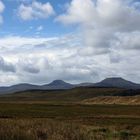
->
[
  {"left": 0, "top": 80, "right": 74, "bottom": 94},
  {"left": 93, "top": 77, "right": 140, "bottom": 89},
  {"left": 0, "top": 78, "right": 140, "bottom": 94},
  {"left": 75, "top": 82, "right": 93, "bottom": 87},
  {"left": 41, "top": 80, "right": 74, "bottom": 90},
  {"left": 0, "top": 83, "right": 40, "bottom": 94}
]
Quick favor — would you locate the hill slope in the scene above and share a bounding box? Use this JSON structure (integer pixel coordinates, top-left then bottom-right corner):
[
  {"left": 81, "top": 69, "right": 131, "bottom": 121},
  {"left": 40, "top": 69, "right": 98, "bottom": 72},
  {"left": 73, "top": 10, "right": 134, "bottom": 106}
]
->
[{"left": 0, "top": 87, "right": 140, "bottom": 103}]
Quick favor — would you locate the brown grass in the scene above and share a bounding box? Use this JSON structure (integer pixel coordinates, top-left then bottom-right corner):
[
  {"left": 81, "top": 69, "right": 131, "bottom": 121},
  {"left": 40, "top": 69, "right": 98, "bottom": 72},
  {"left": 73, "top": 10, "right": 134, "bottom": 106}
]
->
[
  {"left": 0, "top": 102, "right": 139, "bottom": 139},
  {"left": 0, "top": 119, "right": 140, "bottom": 140},
  {"left": 82, "top": 96, "right": 140, "bottom": 105}
]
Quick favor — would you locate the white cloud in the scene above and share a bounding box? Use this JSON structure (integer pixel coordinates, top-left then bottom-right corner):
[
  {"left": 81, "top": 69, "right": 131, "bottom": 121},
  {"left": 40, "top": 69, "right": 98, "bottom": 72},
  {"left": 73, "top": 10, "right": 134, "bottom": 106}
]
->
[
  {"left": 18, "top": 1, "right": 55, "bottom": 20},
  {"left": 56, "top": 0, "right": 96, "bottom": 25},
  {"left": 0, "top": 1, "right": 4, "bottom": 13},
  {"left": 0, "top": 56, "right": 16, "bottom": 73},
  {"left": 57, "top": 0, "right": 140, "bottom": 31},
  {"left": 0, "top": 1, "right": 5, "bottom": 24},
  {"left": 0, "top": 0, "right": 140, "bottom": 85},
  {"left": 57, "top": 0, "right": 140, "bottom": 52},
  {"left": 37, "top": 25, "right": 43, "bottom": 31},
  {"left": 55, "top": 0, "right": 140, "bottom": 83},
  {"left": 0, "top": 32, "right": 140, "bottom": 86},
  {"left": 0, "top": 35, "right": 90, "bottom": 85}
]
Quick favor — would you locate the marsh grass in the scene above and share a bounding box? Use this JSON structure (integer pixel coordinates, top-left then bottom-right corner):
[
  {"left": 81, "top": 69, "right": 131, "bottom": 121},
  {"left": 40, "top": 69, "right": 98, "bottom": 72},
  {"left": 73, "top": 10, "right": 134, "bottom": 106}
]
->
[
  {"left": 0, "top": 103, "right": 139, "bottom": 140},
  {"left": 0, "top": 119, "right": 139, "bottom": 140}
]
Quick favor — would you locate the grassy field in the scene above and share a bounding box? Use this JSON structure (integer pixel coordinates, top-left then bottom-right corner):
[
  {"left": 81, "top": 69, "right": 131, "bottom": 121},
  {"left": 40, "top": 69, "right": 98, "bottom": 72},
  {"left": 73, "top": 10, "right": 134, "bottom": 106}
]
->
[
  {"left": 0, "top": 118, "right": 140, "bottom": 140},
  {"left": 0, "top": 103, "right": 140, "bottom": 119},
  {"left": 0, "top": 102, "right": 139, "bottom": 139},
  {"left": 0, "top": 87, "right": 140, "bottom": 139},
  {"left": 0, "top": 87, "right": 139, "bottom": 104}
]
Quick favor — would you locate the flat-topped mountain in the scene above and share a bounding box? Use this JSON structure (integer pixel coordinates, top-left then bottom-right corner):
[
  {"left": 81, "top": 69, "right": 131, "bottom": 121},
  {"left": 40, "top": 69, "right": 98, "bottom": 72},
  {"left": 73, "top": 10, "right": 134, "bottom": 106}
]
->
[{"left": 93, "top": 77, "right": 140, "bottom": 89}]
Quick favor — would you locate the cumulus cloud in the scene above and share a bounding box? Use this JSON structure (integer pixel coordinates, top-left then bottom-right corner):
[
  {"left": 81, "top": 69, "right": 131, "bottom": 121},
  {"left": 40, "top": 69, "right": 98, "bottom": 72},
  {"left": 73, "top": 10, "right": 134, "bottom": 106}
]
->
[
  {"left": 0, "top": 32, "right": 140, "bottom": 86},
  {"left": 18, "top": 1, "right": 55, "bottom": 20},
  {"left": 55, "top": 0, "right": 140, "bottom": 82},
  {"left": 0, "top": 57, "right": 16, "bottom": 73},
  {"left": 57, "top": 0, "right": 140, "bottom": 30},
  {"left": 57, "top": 0, "right": 140, "bottom": 53},
  {"left": 0, "top": 1, "right": 5, "bottom": 24},
  {"left": 0, "top": 35, "right": 89, "bottom": 85},
  {"left": 56, "top": 0, "right": 95, "bottom": 25},
  {"left": 114, "top": 32, "right": 140, "bottom": 50},
  {"left": 0, "top": 0, "right": 140, "bottom": 86},
  {"left": 19, "top": 60, "right": 40, "bottom": 74}
]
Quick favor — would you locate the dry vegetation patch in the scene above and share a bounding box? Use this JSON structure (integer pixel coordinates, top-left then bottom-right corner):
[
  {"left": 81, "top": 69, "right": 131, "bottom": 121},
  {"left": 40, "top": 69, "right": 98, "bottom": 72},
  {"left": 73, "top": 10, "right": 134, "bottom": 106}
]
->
[{"left": 82, "top": 96, "right": 140, "bottom": 105}]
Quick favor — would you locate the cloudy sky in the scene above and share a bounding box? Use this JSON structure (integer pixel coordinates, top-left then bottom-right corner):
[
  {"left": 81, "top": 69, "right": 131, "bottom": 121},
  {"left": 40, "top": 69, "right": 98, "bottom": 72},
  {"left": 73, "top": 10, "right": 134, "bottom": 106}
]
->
[{"left": 0, "top": 0, "right": 140, "bottom": 86}]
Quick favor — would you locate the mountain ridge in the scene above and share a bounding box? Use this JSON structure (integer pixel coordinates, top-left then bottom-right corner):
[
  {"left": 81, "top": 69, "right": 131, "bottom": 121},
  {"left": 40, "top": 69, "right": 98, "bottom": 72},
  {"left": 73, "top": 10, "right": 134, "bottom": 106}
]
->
[
  {"left": 0, "top": 80, "right": 74, "bottom": 94},
  {"left": 0, "top": 77, "right": 140, "bottom": 94}
]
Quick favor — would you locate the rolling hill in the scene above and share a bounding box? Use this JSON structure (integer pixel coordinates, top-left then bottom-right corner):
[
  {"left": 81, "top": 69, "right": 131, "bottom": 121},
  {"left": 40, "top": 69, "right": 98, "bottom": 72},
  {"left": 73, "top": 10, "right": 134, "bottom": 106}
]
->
[{"left": 0, "top": 86, "right": 140, "bottom": 103}]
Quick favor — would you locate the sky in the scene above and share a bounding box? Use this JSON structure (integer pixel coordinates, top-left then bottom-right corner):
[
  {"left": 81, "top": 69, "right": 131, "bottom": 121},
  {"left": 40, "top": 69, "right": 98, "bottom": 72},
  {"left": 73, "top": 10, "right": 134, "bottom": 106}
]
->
[{"left": 0, "top": 0, "right": 140, "bottom": 86}]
